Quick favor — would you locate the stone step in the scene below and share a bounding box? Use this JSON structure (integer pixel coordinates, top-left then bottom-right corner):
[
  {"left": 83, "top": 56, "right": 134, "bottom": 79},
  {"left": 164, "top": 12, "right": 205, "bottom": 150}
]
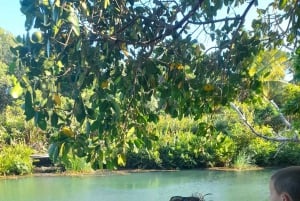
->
[{"left": 30, "top": 154, "right": 53, "bottom": 167}]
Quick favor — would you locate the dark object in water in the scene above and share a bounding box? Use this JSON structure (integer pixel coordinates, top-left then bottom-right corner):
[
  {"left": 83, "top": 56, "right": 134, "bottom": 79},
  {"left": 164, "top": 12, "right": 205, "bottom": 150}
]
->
[{"left": 169, "top": 196, "right": 201, "bottom": 201}]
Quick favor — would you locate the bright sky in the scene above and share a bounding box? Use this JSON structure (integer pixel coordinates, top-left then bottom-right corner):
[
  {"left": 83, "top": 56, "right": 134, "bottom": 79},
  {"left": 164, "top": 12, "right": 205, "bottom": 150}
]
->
[{"left": 0, "top": 0, "right": 27, "bottom": 36}]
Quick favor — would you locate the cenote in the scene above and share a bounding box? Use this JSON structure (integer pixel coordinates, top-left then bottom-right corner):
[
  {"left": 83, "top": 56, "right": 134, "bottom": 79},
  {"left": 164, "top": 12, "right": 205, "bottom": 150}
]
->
[{"left": 0, "top": 169, "right": 274, "bottom": 201}]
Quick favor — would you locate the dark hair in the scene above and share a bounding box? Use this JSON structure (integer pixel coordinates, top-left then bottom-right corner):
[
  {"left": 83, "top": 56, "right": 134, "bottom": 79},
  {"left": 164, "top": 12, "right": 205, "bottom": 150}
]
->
[
  {"left": 271, "top": 166, "right": 300, "bottom": 201},
  {"left": 169, "top": 196, "right": 201, "bottom": 201}
]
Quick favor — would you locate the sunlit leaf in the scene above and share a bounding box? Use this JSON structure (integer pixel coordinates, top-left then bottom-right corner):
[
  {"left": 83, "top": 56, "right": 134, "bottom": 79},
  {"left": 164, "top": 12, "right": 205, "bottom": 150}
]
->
[
  {"left": 117, "top": 153, "right": 126, "bottom": 166},
  {"left": 9, "top": 82, "right": 23, "bottom": 98},
  {"left": 127, "top": 127, "right": 135, "bottom": 137},
  {"left": 104, "top": 0, "right": 110, "bottom": 9}
]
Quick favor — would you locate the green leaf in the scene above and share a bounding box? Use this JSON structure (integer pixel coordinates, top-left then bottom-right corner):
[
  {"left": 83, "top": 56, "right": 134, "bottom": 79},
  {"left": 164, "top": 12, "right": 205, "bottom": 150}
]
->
[
  {"left": 134, "top": 138, "right": 144, "bottom": 148},
  {"left": 59, "top": 142, "right": 65, "bottom": 157},
  {"left": 51, "top": 112, "right": 59, "bottom": 127},
  {"left": 86, "top": 107, "right": 96, "bottom": 120},
  {"left": 72, "top": 25, "right": 80, "bottom": 37},
  {"left": 149, "top": 113, "right": 159, "bottom": 123},
  {"left": 48, "top": 143, "right": 59, "bottom": 163},
  {"left": 37, "top": 111, "right": 47, "bottom": 130},
  {"left": 90, "top": 119, "right": 100, "bottom": 132},
  {"left": 59, "top": 142, "right": 71, "bottom": 158},
  {"left": 296, "top": 47, "right": 300, "bottom": 55},
  {"left": 85, "top": 120, "right": 91, "bottom": 135},
  {"left": 74, "top": 98, "right": 86, "bottom": 124},
  {"left": 24, "top": 91, "right": 35, "bottom": 121},
  {"left": 199, "top": 43, "right": 206, "bottom": 50},
  {"left": 279, "top": 0, "right": 287, "bottom": 9},
  {"left": 67, "top": 12, "right": 80, "bottom": 36}
]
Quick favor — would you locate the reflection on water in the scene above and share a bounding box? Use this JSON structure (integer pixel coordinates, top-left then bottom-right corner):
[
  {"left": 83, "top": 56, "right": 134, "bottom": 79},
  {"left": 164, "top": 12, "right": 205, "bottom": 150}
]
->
[{"left": 0, "top": 169, "right": 273, "bottom": 201}]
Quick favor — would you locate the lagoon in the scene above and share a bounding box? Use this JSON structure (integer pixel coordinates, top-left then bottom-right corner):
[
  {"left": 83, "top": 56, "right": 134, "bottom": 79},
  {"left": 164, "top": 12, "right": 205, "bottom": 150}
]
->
[{"left": 0, "top": 169, "right": 273, "bottom": 201}]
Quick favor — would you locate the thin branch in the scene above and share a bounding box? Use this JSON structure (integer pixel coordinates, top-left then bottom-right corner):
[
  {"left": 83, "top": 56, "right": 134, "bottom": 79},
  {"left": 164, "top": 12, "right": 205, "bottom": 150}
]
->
[
  {"left": 144, "top": 0, "right": 205, "bottom": 45},
  {"left": 188, "top": 16, "right": 242, "bottom": 26},
  {"left": 270, "top": 100, "right": 292, "bottom": 129},
  {"left": 273, "top": 142, "right": 287, "bottom": 158},
  {"left": 234, "top": 0, "right": 256, "bottom": 34},
  {"left": 229, "top": 102, "right": 246, "bottom": 121}
]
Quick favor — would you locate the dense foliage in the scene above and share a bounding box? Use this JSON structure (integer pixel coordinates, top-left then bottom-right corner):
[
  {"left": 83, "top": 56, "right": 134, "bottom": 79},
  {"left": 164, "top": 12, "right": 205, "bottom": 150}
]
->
[
  {"left": 0, "top": 28, "right": 17, "bottom": 111},
  {"left": 2, "top": 0, "right": 300, "bottom": 170},
  {"left": 0, "top": 144, "right": 33, "bottom": 175}
]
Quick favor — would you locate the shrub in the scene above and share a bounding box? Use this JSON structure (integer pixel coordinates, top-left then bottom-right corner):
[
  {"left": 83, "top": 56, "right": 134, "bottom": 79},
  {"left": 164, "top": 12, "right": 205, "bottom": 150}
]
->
[
  {"left": 270, "top": 143, "right": 300, "bottom": 166},
  {"left": 0, "top": 144, "right": 33, "bottom": 175}
]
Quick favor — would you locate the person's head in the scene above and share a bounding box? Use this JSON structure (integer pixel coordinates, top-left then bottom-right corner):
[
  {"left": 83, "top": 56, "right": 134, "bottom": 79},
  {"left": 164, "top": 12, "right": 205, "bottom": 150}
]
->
[{"left": 269, "top": 166, "right": 300, "bottom": 201}]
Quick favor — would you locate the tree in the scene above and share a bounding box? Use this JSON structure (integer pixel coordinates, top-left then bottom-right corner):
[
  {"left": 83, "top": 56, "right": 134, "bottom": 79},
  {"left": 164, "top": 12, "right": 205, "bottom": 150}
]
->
[
  {"left": 0, "top": 28, "right": 16, "bottom": 65},
  {"left": 230, "top": 49, "right": 300, "bottom": 144},
  {"left": 0, "top": 28, "right": 18, "bottom": 111},
  {"left": 14, "top": 0, "right": 300, "bottom": 168}
]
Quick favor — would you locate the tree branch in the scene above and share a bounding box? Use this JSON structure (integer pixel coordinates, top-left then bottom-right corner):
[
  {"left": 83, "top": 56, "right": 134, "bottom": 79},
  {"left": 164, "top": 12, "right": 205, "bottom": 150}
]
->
[
  {"left": 188, "top": 16, "right": 242, "bottom": 26},
  {"left": 223, "top": 0, "right": 257, "bottom": 49},
  {"left": 145, "top": 0, "right": 205, "bottom": 45},
  {"left": 230, "top": 102, "right": 300, "bottom": 143}
]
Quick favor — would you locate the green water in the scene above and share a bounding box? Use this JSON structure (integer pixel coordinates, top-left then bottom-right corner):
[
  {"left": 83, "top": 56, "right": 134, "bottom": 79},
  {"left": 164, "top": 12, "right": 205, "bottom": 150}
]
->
[{"left": 0, "top": 169, "right": 273, "bottom": 201}]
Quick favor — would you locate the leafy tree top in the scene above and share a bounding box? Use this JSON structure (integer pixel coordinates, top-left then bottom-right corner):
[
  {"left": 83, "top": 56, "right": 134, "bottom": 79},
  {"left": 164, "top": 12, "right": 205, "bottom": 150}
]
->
[{"left": 13, "top": 0, "right": 300, "bottom": 168}]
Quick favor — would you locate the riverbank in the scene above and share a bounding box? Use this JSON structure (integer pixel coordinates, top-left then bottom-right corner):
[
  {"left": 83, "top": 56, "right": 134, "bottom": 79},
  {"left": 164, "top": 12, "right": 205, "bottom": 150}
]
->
[
  {"left": 0, "top": 165, "right": 272, "bottom": 180},
  {"left": 208, "top": 166, "right": 265, "bottom": 171},
  {"left": 0, "top": 168, "right": 178, "bottom": 180}
]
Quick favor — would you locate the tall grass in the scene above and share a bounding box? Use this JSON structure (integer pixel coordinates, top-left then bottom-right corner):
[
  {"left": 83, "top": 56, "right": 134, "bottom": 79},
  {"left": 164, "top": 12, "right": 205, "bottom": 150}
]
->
[{"left": 233, "top": 150, "right": 255, "bottom": 170}]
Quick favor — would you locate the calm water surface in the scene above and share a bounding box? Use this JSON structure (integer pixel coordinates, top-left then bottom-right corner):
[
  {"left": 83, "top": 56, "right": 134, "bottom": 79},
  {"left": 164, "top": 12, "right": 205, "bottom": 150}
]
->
[{"left": 0, "top": 169, "right": 273, "bottom": 201}]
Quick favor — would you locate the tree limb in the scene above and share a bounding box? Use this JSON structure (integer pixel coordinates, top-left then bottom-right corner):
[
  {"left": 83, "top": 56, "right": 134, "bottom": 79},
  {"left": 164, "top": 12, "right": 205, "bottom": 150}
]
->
[{"left": 230, "top": 102, "right": 300, "bottom": 143}]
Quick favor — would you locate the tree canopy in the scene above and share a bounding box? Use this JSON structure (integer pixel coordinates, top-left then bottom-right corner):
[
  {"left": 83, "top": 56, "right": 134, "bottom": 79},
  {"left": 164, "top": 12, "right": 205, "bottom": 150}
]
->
[{"left": 13, "top": 0, "right": 300, "bottom": 168}]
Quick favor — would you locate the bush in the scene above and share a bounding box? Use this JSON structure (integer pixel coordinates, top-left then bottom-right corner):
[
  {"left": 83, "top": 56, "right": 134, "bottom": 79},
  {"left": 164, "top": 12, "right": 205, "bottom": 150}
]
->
[
  {"left": 270, "top": 143, "right": 300, "bottom": 166},
  {"left": 0, "top": 144, "right": 33, "bottom": 175}
]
